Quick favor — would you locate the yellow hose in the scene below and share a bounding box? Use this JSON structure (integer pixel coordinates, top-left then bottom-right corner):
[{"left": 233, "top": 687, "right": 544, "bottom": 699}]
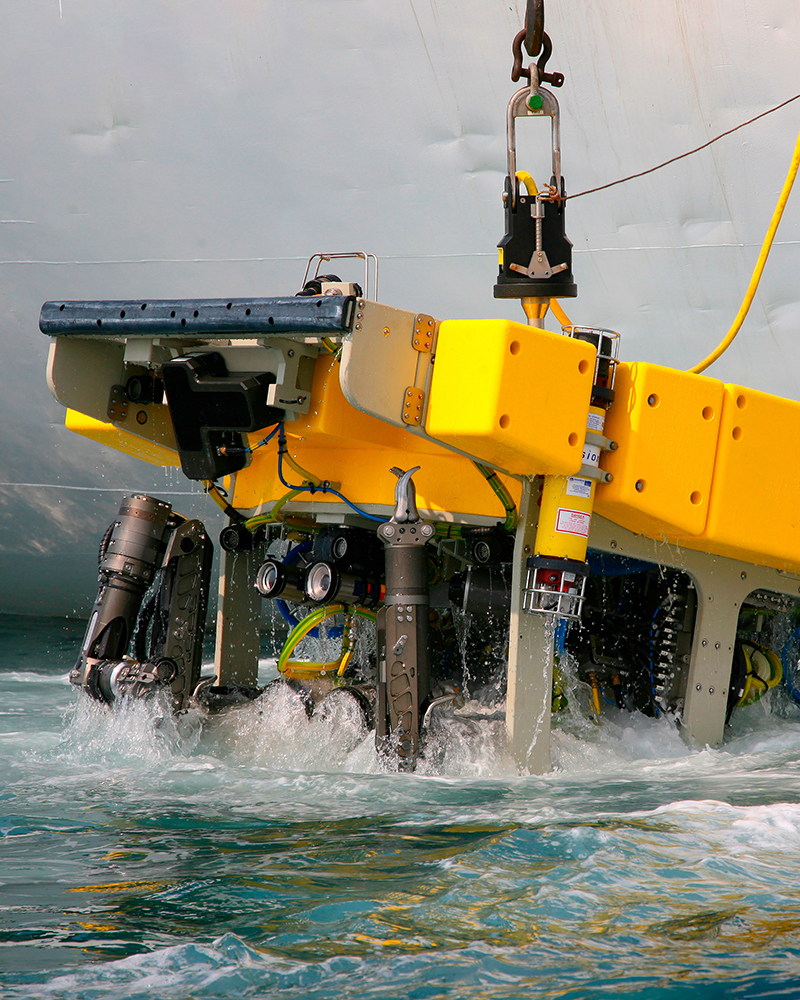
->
[
  {"left": 689, "top": 127, "right": 800, "bottom": 374},
  {"left": 516, "top": 170, "right": 538, "bottom": 197},
  {"left": 284, "top": 449, "right": 321, "bottom": 488},
  {"left": 277, "top": 604, "right": 376, "bottom": 678},
  {"left": 204, "top": 480, "right": 233, "bottom": 514},
  {"left": 548, "top": 299, "right": 573, "bottom": 328},
  {"left": 472, "top": 461, "right": 518, "bottom": 532}
]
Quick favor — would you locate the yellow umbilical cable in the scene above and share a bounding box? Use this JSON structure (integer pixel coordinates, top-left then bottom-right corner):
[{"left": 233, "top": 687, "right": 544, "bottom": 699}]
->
[{"left": 689, "top": 127, "right": 800, "bottom": 374}]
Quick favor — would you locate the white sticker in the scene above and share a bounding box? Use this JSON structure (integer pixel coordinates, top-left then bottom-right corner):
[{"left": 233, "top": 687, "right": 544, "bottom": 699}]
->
[
  {"left": 586, "top": 411, "right": 604, "bottom": 431},
  {"left": 556, "top": 508, "right": 591, "bottom": 537},
  {"left": 566, "top": 477, "right": 592, "bottom": 499}
]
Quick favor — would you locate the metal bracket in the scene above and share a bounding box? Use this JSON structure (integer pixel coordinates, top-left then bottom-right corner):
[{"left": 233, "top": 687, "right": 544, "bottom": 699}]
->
[
  {"left": 107, "top": 384, "right": 128, "bottom": 422},
  {"left": 402, "top": 387, "right": 426, "bottom": 426},
  {"left": 579, "top": 464, "right": 613, "bottom": 483},
  {"left": 412, "top": 315, "right": 436, "bottom": 353},
  {"left": 264, "top": 341, "right": 318, "bottom": 417},
  {"left": 585, "top": 430, "right": 617, "bottom": 452},
  {"left": 510, "top": 252, "right": 567, "bottom": 280}
]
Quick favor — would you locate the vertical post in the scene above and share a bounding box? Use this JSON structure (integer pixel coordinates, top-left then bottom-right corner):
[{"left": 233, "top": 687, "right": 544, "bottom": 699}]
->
[
  {"left": 506, "top": 476, "right": 554, "bottom": 773},
  {"left": 214, "top": 547, "right": 260, "bottom": 688},
  {"left": 681, "top": 575, "right": 743, "bottom": 747}
]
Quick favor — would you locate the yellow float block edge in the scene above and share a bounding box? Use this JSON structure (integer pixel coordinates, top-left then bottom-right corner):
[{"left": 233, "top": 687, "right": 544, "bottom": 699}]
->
[{"left": 65, "top": 409, "right": 181, "bottom": 467}]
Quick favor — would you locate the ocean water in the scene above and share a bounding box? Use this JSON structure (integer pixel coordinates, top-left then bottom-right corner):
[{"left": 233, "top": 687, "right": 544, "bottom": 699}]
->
[{"left": 3, "top": 614, "right": 800, "bottom": 999}]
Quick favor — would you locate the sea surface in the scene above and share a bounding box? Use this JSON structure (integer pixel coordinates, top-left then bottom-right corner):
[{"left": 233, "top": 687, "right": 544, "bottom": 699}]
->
[{"left": 3, "top": 613, "right": 800, "bottom": 999}]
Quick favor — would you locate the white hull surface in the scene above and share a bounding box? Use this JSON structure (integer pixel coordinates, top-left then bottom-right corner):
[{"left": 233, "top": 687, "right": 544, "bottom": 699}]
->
[{"left": 2, "top": 0, "right": 798, "bottom": 613}]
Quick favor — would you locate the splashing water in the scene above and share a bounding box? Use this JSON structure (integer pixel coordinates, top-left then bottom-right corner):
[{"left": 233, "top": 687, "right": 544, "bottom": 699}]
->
[{"left": 4, "top": 615, "right": 800, "bottom": 999}]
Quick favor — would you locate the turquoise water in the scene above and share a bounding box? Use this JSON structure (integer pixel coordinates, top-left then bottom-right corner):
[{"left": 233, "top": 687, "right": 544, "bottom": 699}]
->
[{"left": 3, "top": 614, "right": 800, "bottom": 999}]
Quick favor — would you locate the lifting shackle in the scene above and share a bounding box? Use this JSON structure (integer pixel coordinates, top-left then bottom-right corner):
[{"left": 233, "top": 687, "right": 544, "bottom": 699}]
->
[{"left": 506, "top": 67, "right": 563, "bottom": 211}]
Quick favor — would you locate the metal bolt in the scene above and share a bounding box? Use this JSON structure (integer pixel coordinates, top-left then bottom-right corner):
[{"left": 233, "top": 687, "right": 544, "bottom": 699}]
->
[
  {"left": 647, "top": 394, "right": 658, "bottom": 406},
  {"left": 709, "top": 687, "right": 715, "bottom": 695},
  {"left": 635, "top": 480, "right": 645, "bottom": 492},
  {"left": 740, "top": 571, "right": 747, "bottom": 580},
  {"left": 715, "top": 642, "right": 720, "bottom": 649},
  {"left": 696, "top": 684, "right": 702, "bottom": 691},
  {"left": 702, "top": 639, "right": 707, "bottom": 647},
  {"left": 610, "top": 540, "right": 618, "bottom": 549},
  {"left": 287, "top": 349, "right": 295, "bottom": 357}
]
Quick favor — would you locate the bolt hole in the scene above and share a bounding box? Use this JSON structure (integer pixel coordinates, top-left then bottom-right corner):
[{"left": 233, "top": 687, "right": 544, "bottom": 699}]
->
[
  {"left": 268, "top": 316, "right": 274, "bottom": 325},
  {"left": 181, "top": 318, "right": 186, "bottom": 327},
  {"left": 568, "top": 432, "right": 578, "bottom": 447},
  {"left": 119, "top": 310, "right": 126, "bottom": 318},
  {"left": 509, "top": 341, "right": 521, "bottom": 356},
  {"left": 499, "top": 414, "right": 510, "bottom": 430},
  {"left": 732, "top": 426, "right": 742, "bottom": 441},
  {"left": 140, "top": 303, "right": 147, "bottom": 310},
  {"left": 96, "top": 319, "right": 102, "bottom": 327},
  {"left": 226, "top": 302, "right": 232, "bottom": 310},
  {"left": 246, "top": 308, "right": 251, "bottom": 316},
  {"left": 648, "top": 394, "right": 659, "bottom": 407},
  {"left": 578, "top": 359, "right": 590, "bottom": 375},
  {"left": 59, "top": 303, "right": 65, "bottom": 311},
  {"left": 635, "top": 479, "right": 646, "bottom": 492},
  {"left": 193, "top": 310, "right": 199, "bottom": 318},
  {"left": 690, "top": 490, "right": 702, "bottom": 505},
  {"left": 702, "top": 405, "right": 714, "bottom": 420},
  {"left": 170, "top": 310, "right": 176, "bottom": 318},
  {"left": 736, "top": 394, "right": 746, "bottom": 409}
]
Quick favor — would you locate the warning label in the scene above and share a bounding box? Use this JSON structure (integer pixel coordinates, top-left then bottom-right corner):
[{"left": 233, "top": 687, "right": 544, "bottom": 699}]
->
[{"left": 556, "top": 508, "right": 591, "bottom": 537}]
